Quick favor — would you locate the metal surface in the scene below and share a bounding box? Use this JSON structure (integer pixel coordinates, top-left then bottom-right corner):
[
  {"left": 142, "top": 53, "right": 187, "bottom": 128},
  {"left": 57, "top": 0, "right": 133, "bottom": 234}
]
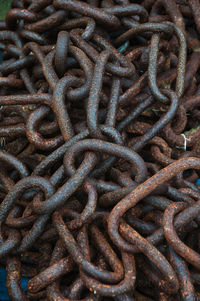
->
[{"left": 0, "top": 0, "right": 199, "bottom": 300}]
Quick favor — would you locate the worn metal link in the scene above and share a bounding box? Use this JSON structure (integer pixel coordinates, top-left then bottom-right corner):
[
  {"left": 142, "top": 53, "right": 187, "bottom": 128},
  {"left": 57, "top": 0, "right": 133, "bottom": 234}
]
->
[{"left": 0, "top": 0, "right": 200, "bottom": 300}]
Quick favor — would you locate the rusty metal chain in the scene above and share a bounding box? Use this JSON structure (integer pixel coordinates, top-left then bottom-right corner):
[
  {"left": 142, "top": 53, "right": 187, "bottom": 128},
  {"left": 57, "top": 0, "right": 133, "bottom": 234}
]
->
[{"left": 0, "top": 0, "right": 200, "bottom": 300}]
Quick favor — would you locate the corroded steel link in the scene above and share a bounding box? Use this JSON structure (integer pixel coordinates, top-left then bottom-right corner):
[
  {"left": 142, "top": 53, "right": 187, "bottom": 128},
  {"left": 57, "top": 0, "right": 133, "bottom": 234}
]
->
[
  {"left": 24, "top": 10, "right": 67, "bottom": 33},
  {"left": 66, "top": 181, "right": 97, "bottom": 230},
  {"left": 105, "top": 76, "right": 121, "bottom": 128},
  {"left": 108, "top": 157, "right": 200, "bottom": 252},
  {"left": 56, "top": 46, "right": 93, "bottom": 100},
  {"left": 59, "top": 17, "right": 96, "bottom": 41},
  {"left": 167, "top": 22, "right": 187, "bottom": 99},
  {"left": 19, "top": 30, "right": 48, "bottom": 45},
  {"left": 5, "top": 9, "right": 38, "bottom": 30},
  {"left": 72, "top": 130, "right": 121, "bottom": 178},
  {"left": 131, "top": 89, "right": 179, "bottom": 151},
  {"left": 20, "top": 68, "right": 36, "bottom": 94},
  {"left": 46, "top": 236, "right": 99, "bottom": 300},
  {"left": 0, "top": 176, "right": 54, "bottom": 224},
  {"left": 0, "top": 30, "right": 23, "bottom": 48},
  {"left": 119, "top": 196, "right": 200, "bottom": 256},
  {"left": 115, "top": 22, "right": 173, "bottom": 47},
  {"left": 22, "top": 42, "right": 58, "bottom": 90},
  {"left": 149, "top": 0, "right": 185, "bottom": 30},
  {"left": 16, "top": 154, "right": 93, "bottom": 253},
  {"left": 6, "top": 210, "right": 37, "bottom": 229},
  {"left": 64, "top": 46, "right": 93, "bottom": 101},
  {"left": 119, "top": 56, "right": 165, "bottom": 107},
  {"left": 0, "top": 0, "right": 200, "bottom": 299},
  {"left": 0, "top": 228, "right": 21, "bottom": 258},
  {"left": 0, "top": 56, "right": 35, "bottom": 75},
  {"left": 55, "top": 31, "right": 69, "bottom": 76},
  {"left": 117, "top": 96, "right": 154, "bottom": 131},
  {"left": 87, "top": 50, "right": 110, "bottom": 139},
  {"left": 27, "top": 240, "right": 74, "bottom": 293},
  {"left": 0, "top": 94, "right": 52, "bottom": 107},
  {"left": 70, "top": 30, "right": 135, "bottom": 77},
  {"left": 104, "top": 4, "right": 148, "bottom": 22},
  {"left": 148, "top": 33, "right": 168, "bottom": 102},
  {"left": 53, "top": 212, "right": 124, "bottom": 284},
  {"left": 53, "top": 0, "right": 121, "bottom": 29},
  {"left": 15, "top": 180, "right": 60, "bottom": 252},
  {"left": 6, "top": 256, "right": 29, "bottom": 301},
  {"left": 120, "top": 221, "right": 179, "bottom": 294},
  {"left": 93, "top": 34, "right": 135, "bottom": 77},
  {"left": 51, "top": 183, "right": 97, "bottom": 231},
  {"left": 28, "top": 0, "right": 53, "bottom": 12},
  {"left": 33, "top": 130, "right": 90, "bottom": 176},
  {"left": 150, "top": 136, "right": 174, "bottom": 166},
  {"left": 53, "top": 75, "right": 79, "bottom": 141},
  {"left": 169, "top": 247, "right": 196, "bottom": 301},
  {"left": 78, "top": 225, "right": 136, "bottom": 297},
  {"left": 23, "top": 41, "right": 93, "bottom": 99},
  {"left": 0, "top": 150, "right": 29, "bottom": 178},
  {"left": 33, "top": 125, "right": 122, "bottom": 180},
  {"left": 0, "top": 74, "right": 23, "bottom": 88},
  {"left": 188, "top": 0, "right": 200, "bottom": 35},
  {"left": 63, "top": 139, "right": 147, "bottom": 183},
  {"left": 148, "top": 24, "right": 186, "bottom": 102},
  {"left": 32, "top": 152, "right": 97, "bottom": 214},
  {"left": 184, "top": 52, "right": 200, "bottom": 92},
  {"left": 26, "top": 106, "right": 64, "bottom": 150},
  {"left": 163, "top": 202, "right": 200, "bottom": 269}
]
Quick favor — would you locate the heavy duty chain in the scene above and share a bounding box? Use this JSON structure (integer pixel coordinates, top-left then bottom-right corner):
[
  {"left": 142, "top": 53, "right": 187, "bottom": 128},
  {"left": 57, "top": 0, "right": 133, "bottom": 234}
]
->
[{"left": 0, "top": 0, "right": 200, "bottom": 300}]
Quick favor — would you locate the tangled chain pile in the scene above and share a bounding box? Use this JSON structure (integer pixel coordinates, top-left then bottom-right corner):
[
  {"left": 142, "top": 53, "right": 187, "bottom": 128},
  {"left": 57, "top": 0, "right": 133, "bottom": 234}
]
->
[{"left": 0, "top": 0, "right": 200, "bottom": 300}]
